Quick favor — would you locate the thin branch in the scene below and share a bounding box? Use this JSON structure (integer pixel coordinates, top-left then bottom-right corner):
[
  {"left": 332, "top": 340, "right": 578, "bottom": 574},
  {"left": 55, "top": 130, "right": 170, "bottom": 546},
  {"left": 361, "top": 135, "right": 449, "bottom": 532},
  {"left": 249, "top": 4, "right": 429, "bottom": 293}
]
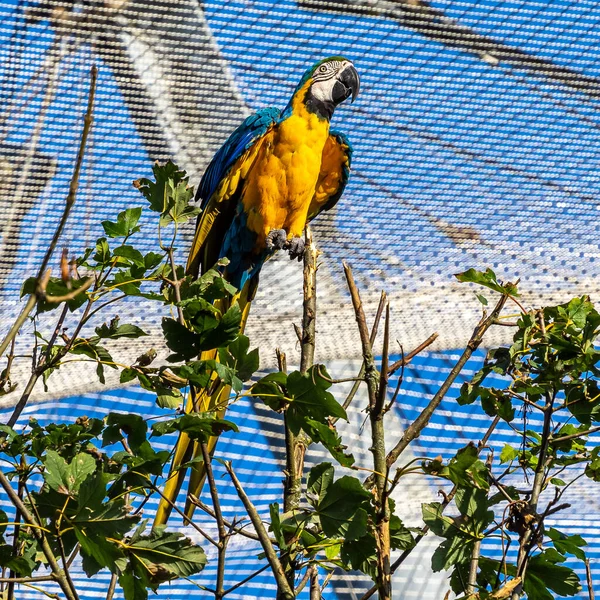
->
[
  {"left": 300, "top": 226, "right": 317, "bottom": 373},
  {"left": 37, "top": 65, "right": 97, "bottom": 281},
  {"left": 512, "top": 390, "right": 555, "bottom": 600},
  {"left": 222, "top": 564, "right": 270, "bottom": 596},
  {"left": 343, "top": 263, "right": 390, "bottom": 599},
  {"left": 586, "top": 559, "right": 595, "bottom": 600},
  {"left": 224, "top": 462, "right": 294, "bottom": 600},
  {"left": 387, "top": 332, "right": 439, "bottom": 375},
  {"left": 309, "top": 565, "right": 320, "bottom": 600},
  {"left": 359, "top": 416, "right": 501, "bottom": 600},
  {"left": 281, "top": 228, "right": 318, "bottom": 595},
  {"left": 384, "top": 294, "right": 508, "bottom": 469},
  {"left": 105, "top": 573, "right": 117, "bottom": 600},
  {"left": 550, "top": 426, "right": 600, "bottom": 446},
  {"left": 5, "top": 66, "right": 97, "bottom": 426},
  {"left": 466, "top": 539, "right": 481, "bottom": 597},
  {"left": 0, "top": 576, "right": 54, "bottom": 583},
  {"left": 342, "top": 262, "right": 379, "bottom": 412},
  {"left": 200, "top": 441, "right": 227, "bottom": 600},
  {"left": 340, "top": 289, "right": 386, "bottom": 413},
  {"left": 295, "top": 567, "right": 313, "bottom": 596},
  {"left": 134, "top": 476, "right": 217, "bottom": 546},
  {"left": 0, "top": 470, "right": 79, "bottom": 600},
  {"left": 188, "top": 496, "right": 268, "bottom": 544}
]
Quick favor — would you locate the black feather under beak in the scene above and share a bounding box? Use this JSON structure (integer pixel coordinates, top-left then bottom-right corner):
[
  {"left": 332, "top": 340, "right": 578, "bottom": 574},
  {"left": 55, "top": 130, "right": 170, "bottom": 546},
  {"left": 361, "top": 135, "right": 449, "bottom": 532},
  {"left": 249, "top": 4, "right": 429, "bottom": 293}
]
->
[{"left": 332, "top": 64, "right": 360, "bottom": 106}]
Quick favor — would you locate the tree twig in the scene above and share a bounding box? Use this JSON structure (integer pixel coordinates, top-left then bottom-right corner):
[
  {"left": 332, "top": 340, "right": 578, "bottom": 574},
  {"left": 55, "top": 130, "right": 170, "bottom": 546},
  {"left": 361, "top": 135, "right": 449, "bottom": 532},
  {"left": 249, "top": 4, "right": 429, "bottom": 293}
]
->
[
  {"left": 359, "top": 416, "right": 501, "bottom": 600},
  {"left": 0, "top": 470, "right": 79, "bottom": 600},
  {"left": 309, "top": 565, "right": 320, "bottom": 600},
  {"left": 224, "top": 461, "right": 294, "bottom": 600},
  {"left": 188, "top": 496, "right": 268, "bottom": 544},
  {"left": 222, "top": 564, "right": 270, "bottom": 596},
  {"left": 387, "top": 332, "right": 439, "bottom": 375},
  {"left": 200, "top": 441, "right": 227, "bottom": 599},
  {"left": 5, "top": 65, "right": 97, "bottom": 427},
  {"left": 340, "top": 289, "right": 386, "bottom": 413},
  {"left": 105, "top": 573, "right": 117, "bottom": 600},
  {"left": 466, "top": 539, "right": 481, "bottom": 597},
  {"left": 384, "top": 293, "right": 508, "bottom": 469},
  {"left": 343, "top": 263, "right": 391, "bottom": 599},
  {"left": 586, "top": 559, "right": 595, "bottom": 600},
  {"left": 281, "top": 227, "right": 318, "bottom": 595}
]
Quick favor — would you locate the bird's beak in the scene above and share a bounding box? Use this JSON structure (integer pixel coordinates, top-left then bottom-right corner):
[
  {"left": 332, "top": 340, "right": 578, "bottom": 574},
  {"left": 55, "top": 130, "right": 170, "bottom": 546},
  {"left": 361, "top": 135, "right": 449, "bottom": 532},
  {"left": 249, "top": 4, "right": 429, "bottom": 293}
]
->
[{"left": 332, "top": 63, "right": 360, "bottom": 106}]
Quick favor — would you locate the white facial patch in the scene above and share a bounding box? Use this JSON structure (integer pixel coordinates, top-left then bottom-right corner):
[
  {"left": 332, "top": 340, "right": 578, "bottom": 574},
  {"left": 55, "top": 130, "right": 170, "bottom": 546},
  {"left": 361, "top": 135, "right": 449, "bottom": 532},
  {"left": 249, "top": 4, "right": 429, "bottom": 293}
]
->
[
  {"left": 311, "top": 78, "right": 337, "bottom": 103},
  {"left": 310, "top": 60, "right": 352, "bottom": 103}
]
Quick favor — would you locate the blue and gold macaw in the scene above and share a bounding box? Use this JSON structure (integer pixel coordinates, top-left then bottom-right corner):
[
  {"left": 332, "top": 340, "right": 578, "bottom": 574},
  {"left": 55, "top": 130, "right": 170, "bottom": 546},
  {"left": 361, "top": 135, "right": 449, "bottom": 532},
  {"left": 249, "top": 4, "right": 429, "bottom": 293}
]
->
[{"left": 155, "top": 57, "right": 360, "bottom": 526}]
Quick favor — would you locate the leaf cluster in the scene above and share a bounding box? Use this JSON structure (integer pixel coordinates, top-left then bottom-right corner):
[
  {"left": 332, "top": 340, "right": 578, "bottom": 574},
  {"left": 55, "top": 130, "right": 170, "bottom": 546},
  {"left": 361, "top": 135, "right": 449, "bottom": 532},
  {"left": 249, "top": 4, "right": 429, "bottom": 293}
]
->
[{"left": 0, "top": 415, "right": 208, "bottom": 599}]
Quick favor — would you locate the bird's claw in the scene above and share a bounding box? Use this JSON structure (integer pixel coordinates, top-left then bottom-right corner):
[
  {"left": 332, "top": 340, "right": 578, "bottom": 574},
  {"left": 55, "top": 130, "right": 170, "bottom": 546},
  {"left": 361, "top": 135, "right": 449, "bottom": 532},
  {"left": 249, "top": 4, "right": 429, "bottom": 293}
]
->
[
  {"left": 265, "top": 228, "right": 287, "bottom": 251},
  {"left": 286, "top": 236, "right": 305, "bottom": 261}
]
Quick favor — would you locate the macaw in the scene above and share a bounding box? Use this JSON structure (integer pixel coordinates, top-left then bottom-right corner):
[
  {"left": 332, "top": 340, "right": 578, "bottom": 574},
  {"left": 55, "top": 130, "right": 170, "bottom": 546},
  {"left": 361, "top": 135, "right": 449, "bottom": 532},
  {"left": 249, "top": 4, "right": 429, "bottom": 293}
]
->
[{"left": 154, "top": 57, "right": 360, "bottom": 526}]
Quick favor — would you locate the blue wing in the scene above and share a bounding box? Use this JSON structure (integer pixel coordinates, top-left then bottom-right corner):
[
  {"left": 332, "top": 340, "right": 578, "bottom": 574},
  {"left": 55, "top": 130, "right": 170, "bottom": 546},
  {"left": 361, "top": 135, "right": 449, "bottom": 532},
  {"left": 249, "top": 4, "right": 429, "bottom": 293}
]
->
[
  {"left": 197, "top": 107, "right": 281, "bottom": 207},
  {"left": 187, "top": 107, "right": 281, "bottom": 278}
]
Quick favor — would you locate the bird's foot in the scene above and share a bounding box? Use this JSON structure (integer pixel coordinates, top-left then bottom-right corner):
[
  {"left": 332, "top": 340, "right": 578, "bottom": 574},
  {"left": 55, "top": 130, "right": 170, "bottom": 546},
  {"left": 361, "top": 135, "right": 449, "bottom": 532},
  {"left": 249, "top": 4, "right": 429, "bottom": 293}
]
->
[
  {"left": 265, "top": 228, "right": 287, "bottom": 251},
  {"left": 285, "top": 236, "right": 305, "bottom": 261}
]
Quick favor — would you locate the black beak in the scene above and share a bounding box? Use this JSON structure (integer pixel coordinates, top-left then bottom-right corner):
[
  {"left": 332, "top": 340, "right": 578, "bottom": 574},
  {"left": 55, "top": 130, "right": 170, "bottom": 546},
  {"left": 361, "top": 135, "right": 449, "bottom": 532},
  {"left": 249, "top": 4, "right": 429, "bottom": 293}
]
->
[{"left": 332, "top": 64, "right": 360, "bottom": 106}]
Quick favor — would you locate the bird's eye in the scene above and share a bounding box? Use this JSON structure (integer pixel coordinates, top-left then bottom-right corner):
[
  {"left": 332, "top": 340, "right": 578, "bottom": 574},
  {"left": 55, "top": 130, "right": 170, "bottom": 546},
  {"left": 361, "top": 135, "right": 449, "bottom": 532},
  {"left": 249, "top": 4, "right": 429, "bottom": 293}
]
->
[{"left": 319, "top": 65, "right": 328, "bottom": 72}]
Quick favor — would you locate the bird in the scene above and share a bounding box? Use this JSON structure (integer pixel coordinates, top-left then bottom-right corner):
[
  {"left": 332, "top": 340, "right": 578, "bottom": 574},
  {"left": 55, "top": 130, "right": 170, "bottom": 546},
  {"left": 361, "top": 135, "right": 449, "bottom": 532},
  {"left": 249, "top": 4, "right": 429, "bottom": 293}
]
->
[{"left": 154, "top": 56, "right": 360, "bottom": 526}]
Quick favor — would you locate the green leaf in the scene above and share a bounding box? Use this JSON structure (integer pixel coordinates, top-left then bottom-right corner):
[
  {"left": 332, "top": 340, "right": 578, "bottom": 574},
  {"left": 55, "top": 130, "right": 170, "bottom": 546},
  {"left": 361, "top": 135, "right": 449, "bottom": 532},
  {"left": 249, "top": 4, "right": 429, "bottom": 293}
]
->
[
  {"left": 303, "top": 418, "right": 355, "bottom": 467},
  {"left": 421, "top": 502, "right": 455, "bottom": 538},
  {"left": 198, "top": 304, "right": 242, "bottom": 351},
  {"left": 454, "top": 486, "right": 494, "bottom": 528},
  {"left": 317, "top": 476, "right": 371, "bottom": 538},
  {"left": 155, "top": 386, "right": 184, "bottom": 409},
  {"left": 269, "top": 503, "right": 285, "bottom": 548},
  {"left": 43, "top": 450, "right": 70, "bottom": 493},
  {"left": 0, "top": 509, "right": 7, "bottom": 537},
  {"left": 585, "top": 446, "right": 600, "bottom": 481},
  {"left": 447, "top": 444, "right": 490, "bottom": 490},
  {"left": 119, "top": 571, "right": 148, "bottom": 600},
  {"left": 500, "top": 444, "right": 519, "bottom": 464},
  {"left": 525, "top": 551, "right": 581, "bottom": 598},
  {"left": 74, "top": 527, "right": 125, "bottom": 576},
  {"left": 95, "top": 317, "right": 148, "bottom": 339},
  {"left": 475, "top": 293, "right": 488, "bottom": 306},
  {"left": 144, "top": 252, "right": 164, "bottom": 270},
  {"left": 286, "top": 366, "right": 347, "bottom": 434},
  {"left": 114, "top": 245, "right": 145, "bottom": 267},
  {"left": 251, "top": 372, "right": 288, "bottom": 411},
  {"left": 103, "top": 413, "right": 148, "bottom": 452},
  {"left": 151, "top": 413, "right": 238, "bottom": 441},
  {"left": 307, "top": 463, "right": 334, "bottom": 506},
  {"left": 481, "top": 388, "right": 515, "bottom": 422},
  {"left": 102, "top": 207, "right": 142, "bottom": 238},
  {"left": 162, "top": 318, "right": 199, "bottom": 361},
  {"left": 431, "top": 535, "right": 473, "bottom": 572},
  {"left": 548, "top": 528, "right": 587, "bottom": 561},
  {"left": 218, "top": 334, "right": 259, "bottom": 382},
  {"left": 94, "top": 237, "right": 111, "bottom": 264},
  {"left": 122, "top": 525, "right": 207, "bottom": 584},
  {"left": 68, "top": 452, "right": 97, "bottom": 493},
  {"left": 455, "top": 267, "right": 519, "bottom": 296},
  {"left": 136, "top": 161, "right": 194, "bottom": 222}
]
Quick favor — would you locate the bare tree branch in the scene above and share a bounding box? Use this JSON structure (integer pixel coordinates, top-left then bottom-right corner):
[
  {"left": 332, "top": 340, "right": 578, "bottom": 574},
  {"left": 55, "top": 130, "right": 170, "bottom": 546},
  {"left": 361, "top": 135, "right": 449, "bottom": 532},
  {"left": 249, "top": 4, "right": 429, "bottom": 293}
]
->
[{"left": 224, "top": 462, "right": 294, "bottom": 600}]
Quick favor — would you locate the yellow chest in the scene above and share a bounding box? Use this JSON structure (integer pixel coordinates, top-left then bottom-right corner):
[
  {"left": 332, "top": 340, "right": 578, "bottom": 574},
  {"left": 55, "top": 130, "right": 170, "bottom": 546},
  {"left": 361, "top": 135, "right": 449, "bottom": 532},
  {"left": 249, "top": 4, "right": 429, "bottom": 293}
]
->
[{"left": 241, "top": 96, "right": 330, "bottom": 238}]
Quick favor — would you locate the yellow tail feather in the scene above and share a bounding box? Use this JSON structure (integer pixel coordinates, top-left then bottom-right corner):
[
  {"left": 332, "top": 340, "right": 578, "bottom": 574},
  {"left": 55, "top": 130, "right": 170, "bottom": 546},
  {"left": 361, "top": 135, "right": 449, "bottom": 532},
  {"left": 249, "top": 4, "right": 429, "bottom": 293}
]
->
[{"left": 153, "top": 282, "right": 254, "bottom": 528}]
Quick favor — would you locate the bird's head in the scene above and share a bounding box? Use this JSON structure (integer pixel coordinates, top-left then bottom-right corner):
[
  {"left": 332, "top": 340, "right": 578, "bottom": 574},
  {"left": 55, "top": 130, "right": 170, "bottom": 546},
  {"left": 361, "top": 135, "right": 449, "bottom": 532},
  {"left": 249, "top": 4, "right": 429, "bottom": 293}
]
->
[{"left": 292, "top": 57, "right": 360, "bottom": 121}]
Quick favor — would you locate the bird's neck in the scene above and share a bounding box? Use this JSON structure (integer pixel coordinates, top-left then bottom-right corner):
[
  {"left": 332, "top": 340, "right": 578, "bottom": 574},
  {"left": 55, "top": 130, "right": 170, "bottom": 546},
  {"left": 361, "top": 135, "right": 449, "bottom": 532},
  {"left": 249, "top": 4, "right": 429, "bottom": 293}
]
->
[{"left": 285, "top": 80, "right": 334, "bottom": 122}]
